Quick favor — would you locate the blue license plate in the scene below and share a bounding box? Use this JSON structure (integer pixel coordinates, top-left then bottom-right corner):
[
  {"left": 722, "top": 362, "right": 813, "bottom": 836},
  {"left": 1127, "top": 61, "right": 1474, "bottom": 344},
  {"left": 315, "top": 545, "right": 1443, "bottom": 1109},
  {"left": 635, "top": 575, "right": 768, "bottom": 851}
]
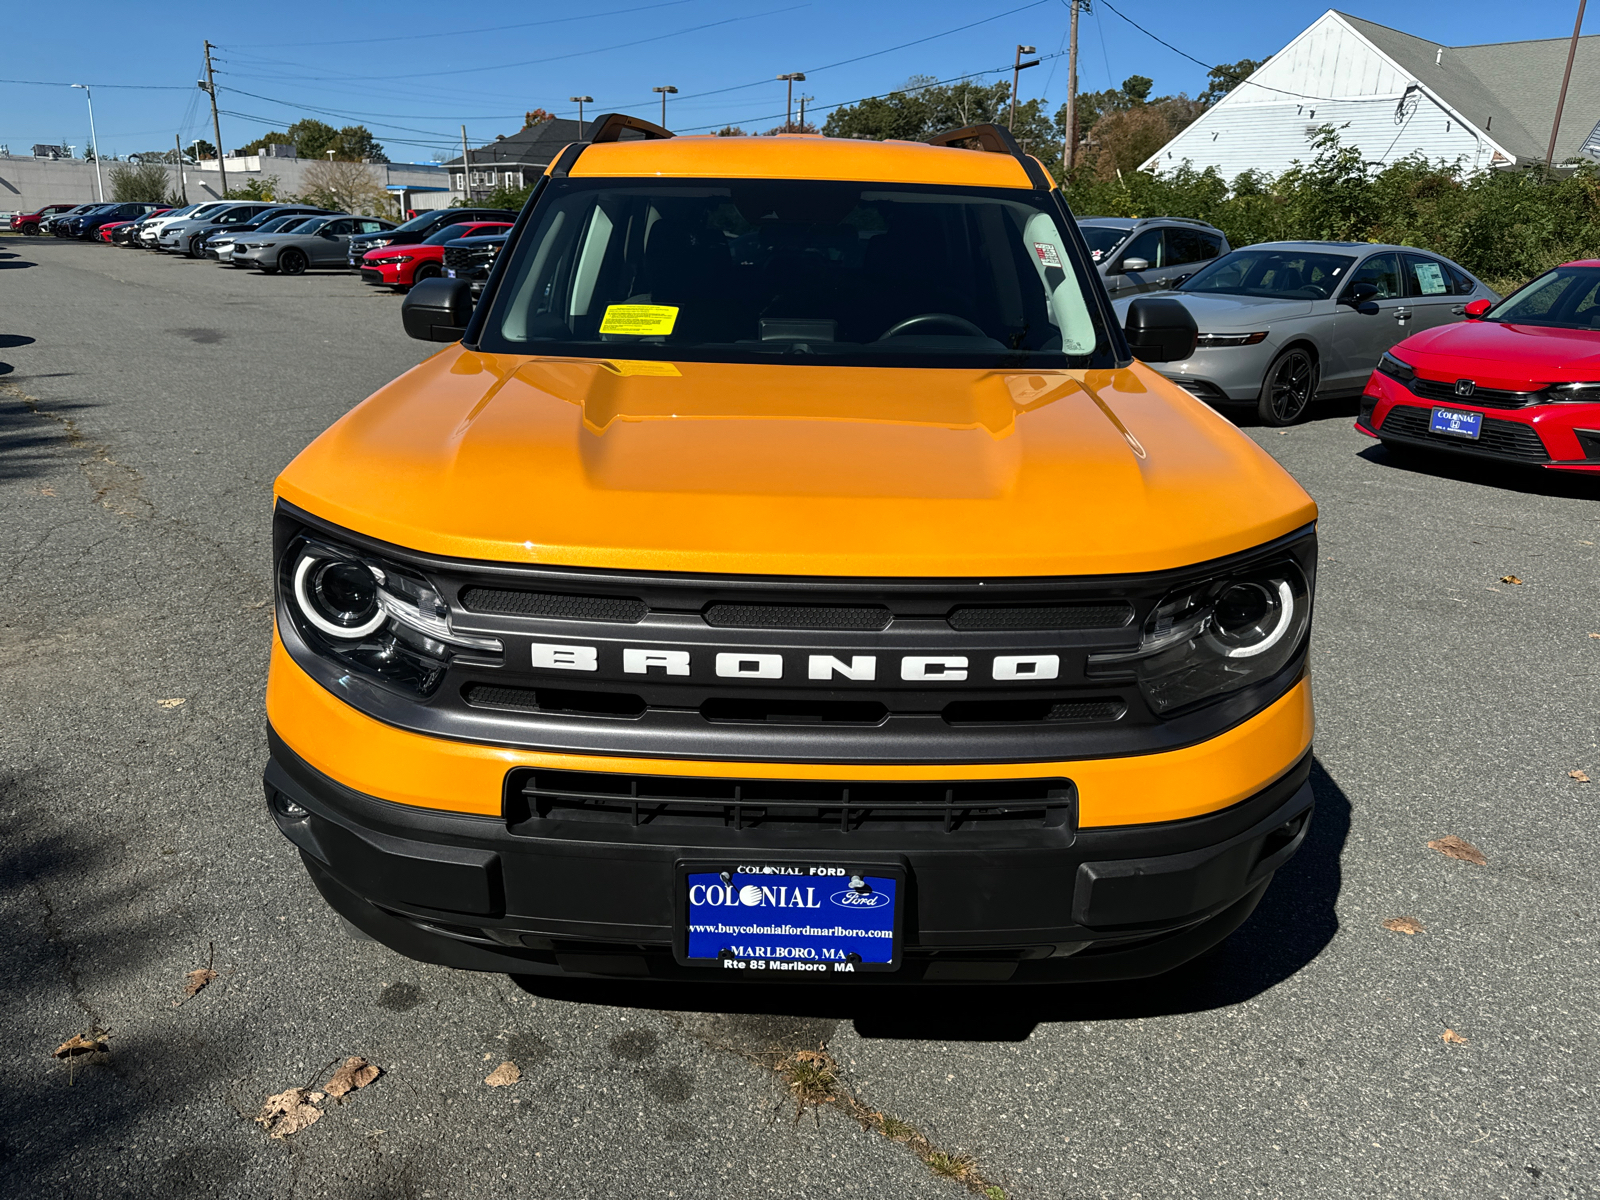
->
[
  {"left": 1430, "top": 406, "right": 1483, "bottom": 439},
  {"left": 680, "top": 864, "right": 901, "bottom": 976}
]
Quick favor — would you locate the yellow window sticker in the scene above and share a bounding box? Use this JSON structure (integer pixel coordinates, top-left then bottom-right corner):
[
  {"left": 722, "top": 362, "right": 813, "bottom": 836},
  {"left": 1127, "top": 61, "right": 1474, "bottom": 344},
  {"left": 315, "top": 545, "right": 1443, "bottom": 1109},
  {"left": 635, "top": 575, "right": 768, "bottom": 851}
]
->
[
  {"left": 605, "top": 359, "right": 682, "bottom": 377},
  {"left": 600, "top": 304, "right": 679, "bottom": 336}
]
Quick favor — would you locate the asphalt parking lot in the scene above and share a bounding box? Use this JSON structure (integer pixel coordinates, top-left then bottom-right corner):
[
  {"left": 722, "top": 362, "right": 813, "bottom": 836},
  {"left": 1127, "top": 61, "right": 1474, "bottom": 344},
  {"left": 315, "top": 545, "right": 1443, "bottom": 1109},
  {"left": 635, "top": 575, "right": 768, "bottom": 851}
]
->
[{"left": 2, "top": 233, "right": 1596, "bottom": 1199}]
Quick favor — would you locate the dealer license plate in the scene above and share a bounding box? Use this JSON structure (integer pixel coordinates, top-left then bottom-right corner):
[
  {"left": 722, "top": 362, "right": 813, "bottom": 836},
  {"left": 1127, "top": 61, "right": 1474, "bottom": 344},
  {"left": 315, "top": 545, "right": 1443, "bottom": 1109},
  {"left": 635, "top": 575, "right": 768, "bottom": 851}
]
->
[
  {"left": 1430, "top": 406, "right": 1483, "bottom": 439},
  {"left": 678, "top": 863, "right": 902, "bottom": 976}
]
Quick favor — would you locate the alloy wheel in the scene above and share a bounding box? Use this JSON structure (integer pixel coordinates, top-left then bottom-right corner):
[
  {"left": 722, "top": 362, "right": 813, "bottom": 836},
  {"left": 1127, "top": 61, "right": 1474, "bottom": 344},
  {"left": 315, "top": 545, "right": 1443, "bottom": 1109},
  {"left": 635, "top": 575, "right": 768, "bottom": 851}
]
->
[{"left": 1257, "top": 349, "right": 1317, "bottom": 426}]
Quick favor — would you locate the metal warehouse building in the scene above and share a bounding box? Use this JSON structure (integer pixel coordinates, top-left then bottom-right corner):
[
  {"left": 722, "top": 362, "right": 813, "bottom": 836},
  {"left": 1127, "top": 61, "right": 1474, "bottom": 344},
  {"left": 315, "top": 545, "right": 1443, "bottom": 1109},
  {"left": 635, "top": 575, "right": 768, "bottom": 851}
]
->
[{"left": 1143, "top": 9, "right": 1600, "bottom": 177}]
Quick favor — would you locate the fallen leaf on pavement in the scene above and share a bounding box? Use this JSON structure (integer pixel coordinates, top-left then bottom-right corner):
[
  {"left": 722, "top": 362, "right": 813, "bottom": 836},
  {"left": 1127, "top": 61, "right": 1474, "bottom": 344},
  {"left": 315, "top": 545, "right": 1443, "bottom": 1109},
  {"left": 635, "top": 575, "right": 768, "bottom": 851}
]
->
[
  {"left": 1500, "top": 575, "right": 1523, "bottom": 585},
  {"left": 1442, "top": 1029, "right": 1468, "bottom": 1045},
  {"left": 1589, "top": 633, "right": 1600, "bottom": 639},
  {"left": 38, "top": 487, "right": 56, "bottom": 496},
  {"left": 256, "top": 1088, "right": 323, "bottom": 1139},
  {"left": 174, "top": 942, "right": 218, "bottom": 1006},
  {"left": 158, "top": 698, "right": 186, "bottom": 709},
  {"left": 53, "top": 1031, "right": 109, "bottom": 1058},
  {"left": 1570, "top": 769, "right": 1591, "bottom": 783},
  {"left": 485, "top": 1061, "right": 521, "bottom": 1087},
  {"left": 1428, "top": 835, "right": 1488, "bottom": 866},
  {"left": 324, "top": 1056, "right": 381, "bottom": 1098},
  {"left": 1382, "top": 916, "right": 1426, "bottom": 935}
]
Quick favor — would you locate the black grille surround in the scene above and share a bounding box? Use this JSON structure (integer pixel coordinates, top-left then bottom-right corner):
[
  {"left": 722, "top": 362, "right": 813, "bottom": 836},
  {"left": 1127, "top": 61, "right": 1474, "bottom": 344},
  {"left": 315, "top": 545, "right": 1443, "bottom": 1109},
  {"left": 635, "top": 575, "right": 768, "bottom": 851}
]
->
[
  {"left": 1379, "top": 403, "right": 1550, "bottom": 462},
  {"left": 274, "top": 502, "right": 1316, "bottom": 766},
  {"left": 1406, "top": 376, "right": 1548, "bottom": 410}
]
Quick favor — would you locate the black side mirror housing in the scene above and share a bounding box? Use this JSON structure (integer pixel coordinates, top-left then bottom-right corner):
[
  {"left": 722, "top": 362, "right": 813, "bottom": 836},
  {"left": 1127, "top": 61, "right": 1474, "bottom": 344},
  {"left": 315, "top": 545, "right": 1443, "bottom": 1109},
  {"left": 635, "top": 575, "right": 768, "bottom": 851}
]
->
[
  {"left": 1124, "top": 296, "right": 1198, "bottom": 363},
  {"left": 1341, "top": 280, "right": 1379, "bottom": 306},
  {"left": 403, "top": 277, "right": 475, "bottom": 343}
]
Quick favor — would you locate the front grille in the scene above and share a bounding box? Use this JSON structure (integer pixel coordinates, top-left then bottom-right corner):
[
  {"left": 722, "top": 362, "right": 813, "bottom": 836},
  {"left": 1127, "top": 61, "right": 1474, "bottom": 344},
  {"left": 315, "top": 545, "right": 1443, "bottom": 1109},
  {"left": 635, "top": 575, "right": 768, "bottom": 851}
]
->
[
  {"left": 948, "top": 603, "right": 1133, "bottom": 630},
  {"left": 942, "top": 697, "right": 1125, "bottom": 725},
  {"left": 459, "top": 587, "right": 647, "bottom": 622},
  {"left": 359, "top": 269, "right": 383, "bottom": 284},
  {"left": 704, "top": 603, "right": 890, "bottom": 631},
  {"left": 506, "top": 768, "right": 1077, "bottom": 833},
  {"left": 464, "top": 683, "right": 646, "bottom": 718},
  {"left": 700, "top": 697, "right": 888, "bottom": 725},
  {"left": 1379, "top": 405, "right": 1549, "bottom": 462},
  {"left": 1409, "top": 377, "right": 1546, "bottom": 409}
]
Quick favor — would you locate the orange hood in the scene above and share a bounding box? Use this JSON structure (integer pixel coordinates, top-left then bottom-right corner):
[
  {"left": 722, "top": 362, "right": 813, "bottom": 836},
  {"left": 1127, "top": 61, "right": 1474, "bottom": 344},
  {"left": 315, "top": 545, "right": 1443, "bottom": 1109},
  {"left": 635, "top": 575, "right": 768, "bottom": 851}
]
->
[{"left": 275, "top": 347, "right": 1316, "bottom": 577}]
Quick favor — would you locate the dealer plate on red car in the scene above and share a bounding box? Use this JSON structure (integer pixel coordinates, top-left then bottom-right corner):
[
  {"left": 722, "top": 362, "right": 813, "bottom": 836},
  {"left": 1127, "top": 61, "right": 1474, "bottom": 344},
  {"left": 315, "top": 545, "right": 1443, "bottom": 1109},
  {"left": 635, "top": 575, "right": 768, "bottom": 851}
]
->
[
  {"left": 1430, "top": 406, "right": 1483, "bottom": 439},
  {"left": 676, "top": 863, "right": 903, "bottom": 975}
]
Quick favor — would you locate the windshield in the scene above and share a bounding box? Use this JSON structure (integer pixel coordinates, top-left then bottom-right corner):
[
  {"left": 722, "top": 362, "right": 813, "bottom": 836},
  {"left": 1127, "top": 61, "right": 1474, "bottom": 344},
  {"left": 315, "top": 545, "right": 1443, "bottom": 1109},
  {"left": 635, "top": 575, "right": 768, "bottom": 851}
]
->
[
  {"left": 254, "top": 215, "right": 300, "bottom": 233},
  {"left": 481, "top": 177, "right": 1109, "bottom": 367},
  {"left": 1488, "top": 266, "right": 1600, "bottom": 330},
  {"left": 292, "top": 217, "right": 331, "bottom": 234},
  {"left": 1180, "top": 248, "right": 1355, "bottom": 300},
  {"left": 422, "top": 222, "right": 479, "bottom": 246},
  {"left": 1079, "top": 224, "right": 1129, "bottom": 262},
  {"left": 391, "top": 211, "right": 448, "bottom": 234}
]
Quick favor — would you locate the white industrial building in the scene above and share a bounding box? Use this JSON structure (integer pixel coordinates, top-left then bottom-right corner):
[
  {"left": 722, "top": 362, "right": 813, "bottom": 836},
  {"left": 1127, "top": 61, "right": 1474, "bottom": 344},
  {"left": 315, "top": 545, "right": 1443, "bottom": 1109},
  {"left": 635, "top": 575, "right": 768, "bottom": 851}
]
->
[{"left": 1142, "top": 10, "right": 1600, "bottom": 178}]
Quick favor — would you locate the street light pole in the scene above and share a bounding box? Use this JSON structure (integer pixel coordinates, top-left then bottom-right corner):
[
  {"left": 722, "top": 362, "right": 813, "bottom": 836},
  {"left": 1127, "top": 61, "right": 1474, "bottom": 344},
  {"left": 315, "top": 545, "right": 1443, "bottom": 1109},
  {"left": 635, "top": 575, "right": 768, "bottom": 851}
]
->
[
  {"left": 1545, "top": 0, "right": 1589, "bottom": 166},
  {"left": 652, "top": 85, "right": 678, "bottom": 128},
  {"left": 1008, "top": 45, "right": 1039, "bottom": 131},
  {"left": 570, "top": 95, "right": 594, "bottom": 139},
  {"left": 72, "top": 85, "right": 103, "bottom": 201},
  {"left": 776, "top": 72, "right": 806, "bottom": 130}
]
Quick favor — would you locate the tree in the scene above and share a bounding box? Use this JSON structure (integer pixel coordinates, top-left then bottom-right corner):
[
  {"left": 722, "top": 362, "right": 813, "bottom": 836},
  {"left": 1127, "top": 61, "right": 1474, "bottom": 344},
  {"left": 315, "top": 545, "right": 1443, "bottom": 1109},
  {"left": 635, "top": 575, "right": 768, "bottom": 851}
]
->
[
  {"left": 332, "top": 125, "right": 387, "bottom": 163},
  {"left": 296, "top": 160, "right": 390, "bottom": 216},
  {"left": 108, "top": 162, "right": 175, "bottom": 203},
  {"left": 190, "top": 138, "right": 216, "bottom": 161},
  {"left": 763, "top": 120, "right": 819, "bottom": 135},
  {"left": 240, "top": 130, "right": 295, "bottom": 156},
  {"left": 1200, "top": 59, "right": 1264, "bottom": 107},
  {"left": 287, "top": 119, "right": 338, "bottom": 159},
  {"left": 714, "top": 125, "right": 748, "bottom": 137},
  {"left": 224, "top": 175, "right": 281, "bottom": 201},
  {"left": 524, "top": 108, "right": 556, "bottom": 126}
]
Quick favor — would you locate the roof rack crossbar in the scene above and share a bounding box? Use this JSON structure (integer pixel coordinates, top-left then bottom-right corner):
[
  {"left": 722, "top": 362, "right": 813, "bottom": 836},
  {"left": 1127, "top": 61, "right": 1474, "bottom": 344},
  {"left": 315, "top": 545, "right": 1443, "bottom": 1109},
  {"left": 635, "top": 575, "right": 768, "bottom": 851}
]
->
[
  {"left": 586, "top": 112, "right": 674, "bottom": 144},
  {"left": 926, "top": 122, "right": 1051, "bottom": 190}
]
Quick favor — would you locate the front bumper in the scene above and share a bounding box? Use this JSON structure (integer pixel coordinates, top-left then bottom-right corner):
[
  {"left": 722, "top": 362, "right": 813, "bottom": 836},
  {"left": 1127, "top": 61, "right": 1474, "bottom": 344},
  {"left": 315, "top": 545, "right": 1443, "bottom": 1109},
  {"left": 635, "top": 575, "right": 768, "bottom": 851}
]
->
[
  {"left": 266, "top": 727, "right": 1313, "bottom": 983},
  {"left": 1152, "top": 341, "right": 1282, "bottom": 404}
]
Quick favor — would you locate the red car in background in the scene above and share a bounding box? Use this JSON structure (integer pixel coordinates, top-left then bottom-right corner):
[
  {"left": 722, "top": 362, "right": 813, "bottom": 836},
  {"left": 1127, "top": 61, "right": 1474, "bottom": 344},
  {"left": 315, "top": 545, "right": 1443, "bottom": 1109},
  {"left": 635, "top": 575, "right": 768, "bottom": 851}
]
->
[
  {"left": 1357, "top": 260, "right": 1600, "bottom": 473},
  {"left": 11, "top": 204, "right": 79, "bottom": 235},
  {"left": 359, "top": 220, "right": 512, "bottom": 289}
]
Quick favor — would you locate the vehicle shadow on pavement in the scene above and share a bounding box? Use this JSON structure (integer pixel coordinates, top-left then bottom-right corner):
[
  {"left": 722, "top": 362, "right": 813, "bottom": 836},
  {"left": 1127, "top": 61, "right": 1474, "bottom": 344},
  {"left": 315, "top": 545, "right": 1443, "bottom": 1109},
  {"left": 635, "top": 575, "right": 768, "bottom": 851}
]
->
[
  {"left": 512, "top": 760, "right": 1350, "bottom": 1044},
  {"left": 1359, "top": 443, "right": 1600, "bottom": 500}
]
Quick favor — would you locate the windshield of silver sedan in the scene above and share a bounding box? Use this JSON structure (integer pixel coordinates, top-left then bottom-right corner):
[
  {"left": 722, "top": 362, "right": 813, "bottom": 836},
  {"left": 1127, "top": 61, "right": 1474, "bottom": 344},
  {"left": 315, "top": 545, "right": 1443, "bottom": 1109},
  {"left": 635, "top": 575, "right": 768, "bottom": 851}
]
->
[
  {"left": 1488, "top": 266, "right": 1600, "bottom": 329},
  {"left": 1179, "top": 249, "right": 1355, "bottom": 300},
  {"left": 479, "top": 177, "right": 1114, "bottom": 368}
]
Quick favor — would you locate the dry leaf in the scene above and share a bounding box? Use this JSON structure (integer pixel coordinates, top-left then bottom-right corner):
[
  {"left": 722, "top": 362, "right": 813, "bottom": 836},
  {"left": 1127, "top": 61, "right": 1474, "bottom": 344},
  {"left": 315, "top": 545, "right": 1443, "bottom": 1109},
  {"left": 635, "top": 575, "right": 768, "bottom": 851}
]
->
[
  {"left": 183, "top": 967, "right": 218, "bottom": 996},
  {"left": 256, "top": 1088, "right": 322, "bottom": 1139},
  {"left": 157, "top": 698, "right": 186, "bottom": 709},
  {"left": 1500, "top": 575, "right": 1523, "bottom": 585},
  {"left": 53, "top": 1031, "right": 109, "bottom": 1058},
  {"left": 324, "top": 1056, "right": 380, "bottom": 1098},
  {"left": 1428, "top": 835, "right": 1488, "bottom": 866},
  {"left": 485, "top": 1061, "right": 521, "bottom": 1087},
  {"left": 1570, "top": 769, "right": 1592, "bottom": 784},
  {"left": 1442, "top": 1029, "right": 1468, "bottom": 1045},
  {"left": 1588, "top": 633, "right": 1600, "bottom": 639},
  {"left": 1382, "top": 916, "right": 1426, "bottom": 935},
  {"left": 38, "top": 486, "right": 56, "bottom": 496}
]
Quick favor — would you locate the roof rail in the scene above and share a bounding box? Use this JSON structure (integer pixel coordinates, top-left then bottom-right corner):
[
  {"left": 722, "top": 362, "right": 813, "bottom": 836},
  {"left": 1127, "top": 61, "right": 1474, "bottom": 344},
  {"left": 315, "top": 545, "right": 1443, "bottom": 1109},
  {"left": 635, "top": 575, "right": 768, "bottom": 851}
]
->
[
  {"left": 587, "top": 112, "right": 674, "bottom": 144},
  {"left": 926, "top": 122, "right": 1051, "bottom": 190}
]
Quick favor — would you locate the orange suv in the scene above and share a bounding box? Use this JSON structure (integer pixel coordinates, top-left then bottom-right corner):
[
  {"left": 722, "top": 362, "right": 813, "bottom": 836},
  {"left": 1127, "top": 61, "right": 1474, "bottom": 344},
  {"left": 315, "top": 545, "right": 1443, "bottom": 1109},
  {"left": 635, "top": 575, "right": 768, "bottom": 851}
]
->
[{"left": 265, "top": 115, "right": 1318, "bottom": 983}]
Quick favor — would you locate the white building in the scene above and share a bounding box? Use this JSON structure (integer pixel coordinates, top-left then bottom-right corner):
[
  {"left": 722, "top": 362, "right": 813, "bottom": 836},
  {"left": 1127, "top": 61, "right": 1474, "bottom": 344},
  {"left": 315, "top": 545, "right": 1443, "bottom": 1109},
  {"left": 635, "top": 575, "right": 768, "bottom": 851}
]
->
[{"left": 1142, "top": 10, "right": 1600, "bottom": 178}]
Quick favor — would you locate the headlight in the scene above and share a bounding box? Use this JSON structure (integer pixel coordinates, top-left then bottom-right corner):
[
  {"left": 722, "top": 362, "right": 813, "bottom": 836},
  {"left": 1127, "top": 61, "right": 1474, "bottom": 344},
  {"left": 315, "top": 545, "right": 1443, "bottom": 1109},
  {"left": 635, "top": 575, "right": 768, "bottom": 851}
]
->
[
  {"left": 281, "top": 538, "right": 501, "bottom": 697},
  {"left": 1376, "top": 352, "right": 1415, "bottom": 385},
  {"left": 368, "top": 254, "right": 413, "bottom": 265},
  {"left": 1550, "top": 381, "right": 1600, "bottom": 403},
  {"left": 1088, "top": 556, "right": 1311, "bottom": 714},
  {"left": 1194, "top": 331, "right": 1268, "bottom": 348}
]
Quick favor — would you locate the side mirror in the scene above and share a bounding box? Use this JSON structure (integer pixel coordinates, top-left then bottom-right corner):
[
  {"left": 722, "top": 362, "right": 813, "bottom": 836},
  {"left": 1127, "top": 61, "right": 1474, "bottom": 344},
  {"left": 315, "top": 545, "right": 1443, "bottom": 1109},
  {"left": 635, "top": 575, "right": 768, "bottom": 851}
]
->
[
  {"left": 1120, "top": 257, "right": 1150, "bottom": 274},
  {"left": 1464, "top": 298, "right": 1492, "bottom": 319},
  {"left": 1341, "top": 280, "right": 1379, "bottom": 306},
  {"left": 1125, "top": 296, "right": 1198, "bottom": 363},
  {"left": 403, "top": 277, "right": 475, "bottom": 343}
]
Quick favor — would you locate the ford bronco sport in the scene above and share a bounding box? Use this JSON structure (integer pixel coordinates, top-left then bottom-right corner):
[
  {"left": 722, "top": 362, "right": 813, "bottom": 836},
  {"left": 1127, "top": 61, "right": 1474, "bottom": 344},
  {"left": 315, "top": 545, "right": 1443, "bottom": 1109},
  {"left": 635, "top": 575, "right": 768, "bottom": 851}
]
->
[{"left": 265, "top": 115, "right": 1318, "bottom": 983}]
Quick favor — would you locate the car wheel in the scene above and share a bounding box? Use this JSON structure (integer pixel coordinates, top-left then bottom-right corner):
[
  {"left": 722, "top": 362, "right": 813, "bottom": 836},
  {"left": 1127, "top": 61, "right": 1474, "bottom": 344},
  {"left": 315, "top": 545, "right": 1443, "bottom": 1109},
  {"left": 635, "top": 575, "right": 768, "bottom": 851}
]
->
[
  {"left": 22, "top": 224, "right": 38, "bottom": 236},
  {"left": 1256, "top": 347, "right": 1318, "bottom": 426},
  {"left": 187, "top": 233, "right": 207, "bottom": 258},
  {"left": 279, "top": 249, "right": 307, "bottom": 276},
  {"left": 413, "top": 263, "right": 442, "bottom": 283}
]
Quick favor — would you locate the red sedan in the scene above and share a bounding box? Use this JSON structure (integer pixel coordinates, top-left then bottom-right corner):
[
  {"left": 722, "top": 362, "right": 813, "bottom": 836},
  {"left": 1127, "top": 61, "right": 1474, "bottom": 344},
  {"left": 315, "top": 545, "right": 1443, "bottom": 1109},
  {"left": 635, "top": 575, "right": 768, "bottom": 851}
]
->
[
  {"left": 359, "top": 220, "right": 511, "bottom": 289},
  {"left": 1357, "top": 260, "right": 1600, "bottom": 473}
]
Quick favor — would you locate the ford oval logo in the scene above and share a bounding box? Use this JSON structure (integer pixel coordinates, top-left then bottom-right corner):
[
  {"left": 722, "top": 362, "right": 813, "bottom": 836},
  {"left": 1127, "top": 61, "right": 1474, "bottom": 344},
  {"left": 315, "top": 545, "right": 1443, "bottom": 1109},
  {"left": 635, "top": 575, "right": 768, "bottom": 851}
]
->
[{"left": 830, "top": 889, "right": 890, "bottom": 909}]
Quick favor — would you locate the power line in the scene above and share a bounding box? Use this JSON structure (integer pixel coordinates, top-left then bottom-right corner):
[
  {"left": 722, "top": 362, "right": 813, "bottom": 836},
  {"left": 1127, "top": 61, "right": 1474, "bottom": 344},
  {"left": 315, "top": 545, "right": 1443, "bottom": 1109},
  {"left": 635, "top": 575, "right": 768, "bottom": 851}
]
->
[
  {"left": 248, "top": 0, "right": 699, "bottom": 49},
  {"left": 0, "top": 76, "right": 191, "bottom": 90}
]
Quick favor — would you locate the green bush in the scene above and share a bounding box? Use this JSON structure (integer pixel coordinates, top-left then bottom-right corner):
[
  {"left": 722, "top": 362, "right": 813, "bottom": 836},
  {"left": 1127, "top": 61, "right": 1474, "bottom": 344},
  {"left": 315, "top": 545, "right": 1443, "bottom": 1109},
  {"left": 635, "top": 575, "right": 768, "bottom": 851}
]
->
[{"left": 108, "top": 162, "right": 175, "bottom": 203}]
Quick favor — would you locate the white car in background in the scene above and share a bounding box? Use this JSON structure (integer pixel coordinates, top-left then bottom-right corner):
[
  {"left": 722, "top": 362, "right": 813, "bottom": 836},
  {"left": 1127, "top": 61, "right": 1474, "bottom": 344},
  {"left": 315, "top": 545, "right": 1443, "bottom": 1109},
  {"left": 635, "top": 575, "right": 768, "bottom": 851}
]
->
[{"left": 139, "top": 202, "right": 228, "bottom": 249}]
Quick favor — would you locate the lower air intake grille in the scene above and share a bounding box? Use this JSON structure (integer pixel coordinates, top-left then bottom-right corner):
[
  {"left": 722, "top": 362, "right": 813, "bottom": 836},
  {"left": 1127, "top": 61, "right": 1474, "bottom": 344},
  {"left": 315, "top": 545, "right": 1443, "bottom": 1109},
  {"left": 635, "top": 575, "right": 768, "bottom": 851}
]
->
[
  {"left": 464, "top": 684, "right": 646, "bottom": 718},
  {"left": 458, "top": 587, "right": 647, "bottom": 623},
  {"left": 947, "top": 603, "right": 1134, "bottom": 631},
  {"left": 1379, "top": 405, "right": 1548, "bottom": 462},
  {"left": 506, "top": 769, "right": 1077, "bottom": 834},
  {"left": 703, "top": 603, "right": 891, "bottom": 630},
  {"left": 942, "top": 697, "right": 1125, "bottom": 725}
]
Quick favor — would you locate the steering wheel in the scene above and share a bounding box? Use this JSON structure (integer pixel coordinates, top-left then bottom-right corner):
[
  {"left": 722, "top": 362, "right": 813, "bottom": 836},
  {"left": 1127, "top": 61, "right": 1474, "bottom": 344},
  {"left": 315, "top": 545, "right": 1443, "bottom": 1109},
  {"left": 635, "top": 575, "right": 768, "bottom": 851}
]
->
[{"left": 878, "top": 312, "right": 989, "bottom": 340}]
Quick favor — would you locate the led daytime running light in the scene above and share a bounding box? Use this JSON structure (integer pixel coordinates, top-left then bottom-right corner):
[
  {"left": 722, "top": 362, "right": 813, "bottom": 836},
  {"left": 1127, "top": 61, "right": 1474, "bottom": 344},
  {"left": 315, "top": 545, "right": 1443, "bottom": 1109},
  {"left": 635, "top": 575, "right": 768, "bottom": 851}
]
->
[{"left": 292, "top": 555, "right": 385, "bottom": 638}]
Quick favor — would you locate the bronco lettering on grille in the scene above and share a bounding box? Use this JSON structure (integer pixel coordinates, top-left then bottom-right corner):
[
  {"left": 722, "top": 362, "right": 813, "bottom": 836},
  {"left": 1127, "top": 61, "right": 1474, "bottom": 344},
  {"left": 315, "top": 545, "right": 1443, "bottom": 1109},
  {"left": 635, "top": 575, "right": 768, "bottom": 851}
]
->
[{"left": 531, "top": 644, "right": 1073, "bottom": 683}]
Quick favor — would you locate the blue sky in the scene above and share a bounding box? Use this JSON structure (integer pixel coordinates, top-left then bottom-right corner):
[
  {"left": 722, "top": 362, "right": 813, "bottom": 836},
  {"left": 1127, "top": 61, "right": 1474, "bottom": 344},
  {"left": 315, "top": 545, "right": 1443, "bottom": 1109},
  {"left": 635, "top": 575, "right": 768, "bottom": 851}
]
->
[{"left": 1, "top": 0, "right": 1588, "bottom": 162}]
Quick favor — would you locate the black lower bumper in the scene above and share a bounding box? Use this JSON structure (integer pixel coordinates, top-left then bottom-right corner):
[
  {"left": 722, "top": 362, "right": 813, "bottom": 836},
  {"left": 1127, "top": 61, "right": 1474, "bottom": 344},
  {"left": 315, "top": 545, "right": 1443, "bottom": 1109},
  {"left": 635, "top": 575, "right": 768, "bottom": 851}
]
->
[{"left": 265, "top": 730, "right": 1313, "bottom": 984}]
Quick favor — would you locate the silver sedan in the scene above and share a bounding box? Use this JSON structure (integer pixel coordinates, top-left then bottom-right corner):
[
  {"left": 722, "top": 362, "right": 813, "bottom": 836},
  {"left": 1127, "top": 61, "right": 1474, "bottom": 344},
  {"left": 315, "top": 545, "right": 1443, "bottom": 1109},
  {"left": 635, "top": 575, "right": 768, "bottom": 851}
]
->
[
  {"left": 1112, "top": 241, "right": 1498, "bottom": 425},
  {"left": 233, "top": 214, "right": 393, "bottom": 275}
]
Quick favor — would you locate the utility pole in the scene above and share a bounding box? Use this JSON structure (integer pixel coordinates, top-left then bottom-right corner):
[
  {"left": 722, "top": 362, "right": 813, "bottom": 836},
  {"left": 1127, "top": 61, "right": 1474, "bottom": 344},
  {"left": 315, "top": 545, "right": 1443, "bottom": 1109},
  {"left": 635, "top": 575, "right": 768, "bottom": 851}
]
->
[
  {"left": 175, "top": 133, "right": 188, "bottom": 203},
  {"left": 798, "top": 94, "right": 813, "bottom": 130},
  {"left": 201, "top": 41, "right": 226, "bottom": 197},
  {"left": 71, "top": 86, "right": 103, "bottom": 201},
  {"left": 570, "top": 95, "right": 594, "bottom": 139},
  {"left": 1008, "top": 45, "right": 1039, "bottom": 130},
  {"left": 777, "top": 72, "right": 806, "bottom": 130},
  {"left": 1546, "top": 0, "right": 1589, "bottom": 166},
  {"left": 461, "top": 124, "right": 471, "bottom": 201},
  {"left": 652, "top": 85, "right": 678, "bottom": 128},
  {"left": 1064, "top": 1, "right": 1080, "bottom": 171}
]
